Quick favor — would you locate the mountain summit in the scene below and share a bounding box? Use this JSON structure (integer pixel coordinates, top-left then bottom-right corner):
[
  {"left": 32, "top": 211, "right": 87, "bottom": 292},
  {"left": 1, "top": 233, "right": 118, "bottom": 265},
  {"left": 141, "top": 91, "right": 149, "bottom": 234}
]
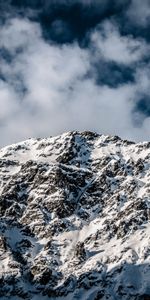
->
[{"left": 0, "top": 131, "right": 150, "bottom": 299}]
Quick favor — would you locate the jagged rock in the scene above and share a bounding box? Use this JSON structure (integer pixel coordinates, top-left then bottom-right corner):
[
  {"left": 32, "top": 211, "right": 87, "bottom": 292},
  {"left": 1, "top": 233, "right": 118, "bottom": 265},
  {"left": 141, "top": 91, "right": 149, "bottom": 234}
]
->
[
  {"left": 0, "top": 131, "right": 149, "bottom": 299},
  {"left": 74, "top": 242, "right": 86, "bottom": 261},
  {"left": 0, "top": 235, "right": 7, "bottom": 252}
]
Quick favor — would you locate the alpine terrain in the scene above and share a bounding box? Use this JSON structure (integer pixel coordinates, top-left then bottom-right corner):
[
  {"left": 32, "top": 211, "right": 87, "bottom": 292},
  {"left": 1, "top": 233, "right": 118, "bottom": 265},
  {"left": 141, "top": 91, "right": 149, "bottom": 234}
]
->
[{"left": 0, "top": 131, "right": 150, "bottom": 300}]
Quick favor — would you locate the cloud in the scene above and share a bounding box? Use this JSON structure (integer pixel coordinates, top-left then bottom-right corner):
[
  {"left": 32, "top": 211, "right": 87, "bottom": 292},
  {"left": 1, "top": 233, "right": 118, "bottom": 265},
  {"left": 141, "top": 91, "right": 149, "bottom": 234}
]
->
[
  {"left": 0, "top": 80, "right": 19, "bottom": 120},
  {"left": 90, "top": 60, "right": 134, "bottom": 88},
  {"left": 0, "top": 10, "right": 149, "bottom": 146},
  {"left": 0, "top": 18, "right": 90, "bottom": 144},
  {"left": 132, "top": 63, "right": 150, "bottom": 124},
  {"left": 0, "top": 17, "right": 41, "bottom": 51},
  {"left": 127, "top": 0, "right": 150, "bottom": 27},
  {"left": 91, "top": 21, "right": 149, "bottom": 65},
  {"left": 1, "top": 0, "right": 130, "bottom": 44}
]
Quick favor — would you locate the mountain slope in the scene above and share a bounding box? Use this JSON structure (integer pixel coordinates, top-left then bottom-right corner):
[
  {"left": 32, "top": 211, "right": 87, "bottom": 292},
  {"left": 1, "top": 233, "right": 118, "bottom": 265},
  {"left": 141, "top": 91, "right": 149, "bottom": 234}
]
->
[{"left": 0, "top": 131, "right": 150, "bottom": 300}]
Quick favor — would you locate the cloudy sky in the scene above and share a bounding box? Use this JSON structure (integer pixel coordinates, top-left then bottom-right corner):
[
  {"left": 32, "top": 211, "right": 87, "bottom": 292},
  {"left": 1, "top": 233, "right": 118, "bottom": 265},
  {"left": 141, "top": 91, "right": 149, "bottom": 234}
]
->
[{"left": 0, "top": 0, "right": 150, "bottom": 146}]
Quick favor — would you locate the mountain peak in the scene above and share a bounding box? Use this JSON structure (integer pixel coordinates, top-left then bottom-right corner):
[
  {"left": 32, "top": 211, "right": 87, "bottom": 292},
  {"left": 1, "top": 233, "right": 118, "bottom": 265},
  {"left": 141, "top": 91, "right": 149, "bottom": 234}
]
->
[{"left": 0, "top": 132, "right": 150, "bottom": 299}]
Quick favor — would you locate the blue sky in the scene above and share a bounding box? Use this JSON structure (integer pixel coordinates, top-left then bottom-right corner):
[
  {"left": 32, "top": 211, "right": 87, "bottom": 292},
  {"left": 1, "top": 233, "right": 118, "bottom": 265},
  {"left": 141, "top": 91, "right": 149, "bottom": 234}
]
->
[{"left": 0, "top": 0, "right": 150, "bottom": 146}]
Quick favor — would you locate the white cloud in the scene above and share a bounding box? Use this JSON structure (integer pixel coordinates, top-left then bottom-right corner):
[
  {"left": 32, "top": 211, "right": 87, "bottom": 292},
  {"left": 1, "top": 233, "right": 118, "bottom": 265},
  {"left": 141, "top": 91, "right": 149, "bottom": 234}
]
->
[
  {"left": 0, "top": 17, "right": 150, "bottom": 147},
  {"left": 91, "top": 21, "right": 149, "bottom": 65},
  {"left": 0, "top": 80, "right": 20, "bottom": 120},
  {"left": 135, "top": 65, "right": 150, "bottom": 94},
  {"left": 127, "top": 0, "right": 150, "bottom": 27},
  {"left": 0, "top": 18, "right": 41, "bottom": 51}
]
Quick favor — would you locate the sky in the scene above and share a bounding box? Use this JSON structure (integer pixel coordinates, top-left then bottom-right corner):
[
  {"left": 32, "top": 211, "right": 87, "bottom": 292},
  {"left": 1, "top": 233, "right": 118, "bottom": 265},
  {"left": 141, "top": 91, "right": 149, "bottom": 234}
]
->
[{"left": 0, "top": 0, "right": 150, "bottom": 146}]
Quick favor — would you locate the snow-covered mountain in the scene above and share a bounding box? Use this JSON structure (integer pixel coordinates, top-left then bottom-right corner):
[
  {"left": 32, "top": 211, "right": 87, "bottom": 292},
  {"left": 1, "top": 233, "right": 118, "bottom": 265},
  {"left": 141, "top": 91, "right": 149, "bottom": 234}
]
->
[{"left": 0, "top": 131, "right": 150, "bottom": 300}]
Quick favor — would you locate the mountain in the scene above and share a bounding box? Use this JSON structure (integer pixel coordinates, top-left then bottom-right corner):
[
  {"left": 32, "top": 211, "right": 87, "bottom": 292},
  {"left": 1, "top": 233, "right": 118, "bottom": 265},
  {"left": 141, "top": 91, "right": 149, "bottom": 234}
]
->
[{"left": 0, "top": 131, "right": 150, "bottom": 300}]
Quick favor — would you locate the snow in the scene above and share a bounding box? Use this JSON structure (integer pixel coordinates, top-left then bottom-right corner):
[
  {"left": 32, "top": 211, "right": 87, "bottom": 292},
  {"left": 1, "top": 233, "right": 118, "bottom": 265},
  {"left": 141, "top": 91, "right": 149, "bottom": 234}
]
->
[{"left": 0, "top": 131, "right": 149, "bottom": 299}]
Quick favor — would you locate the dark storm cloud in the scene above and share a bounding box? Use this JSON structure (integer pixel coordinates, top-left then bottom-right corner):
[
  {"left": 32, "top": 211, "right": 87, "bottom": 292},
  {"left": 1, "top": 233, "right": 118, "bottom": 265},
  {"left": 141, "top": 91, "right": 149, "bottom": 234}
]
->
[
  {"left": 0, "top": 0, "right": 150, "bottom": 146},
  {"left": 91, "top": 61, "right": 135, "bottom": 88},
  {"left": 136, "top": 97, "right": 150, "bottom": 117},
  {"left": 37, "top": 0, "right": 126, "bottom": 44},
  {"left": 4, "top": 0, "right": 149, "bottom": 45},
  {"left": 1, "top": 0, "right": 130, "bottom": 44}
]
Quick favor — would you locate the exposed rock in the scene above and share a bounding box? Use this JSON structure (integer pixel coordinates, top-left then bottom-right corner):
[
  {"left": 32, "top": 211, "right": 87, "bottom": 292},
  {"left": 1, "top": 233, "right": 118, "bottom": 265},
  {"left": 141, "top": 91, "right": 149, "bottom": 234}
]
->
[{"left": 0, "top": 131, "right": 149, "bottom": 299}]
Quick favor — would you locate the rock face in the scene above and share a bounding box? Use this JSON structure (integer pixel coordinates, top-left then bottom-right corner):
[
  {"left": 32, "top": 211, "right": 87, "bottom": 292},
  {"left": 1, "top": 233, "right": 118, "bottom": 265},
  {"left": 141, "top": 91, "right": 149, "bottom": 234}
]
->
[{"left": 0, "top": 131, "right": 149, "bottom": 300}]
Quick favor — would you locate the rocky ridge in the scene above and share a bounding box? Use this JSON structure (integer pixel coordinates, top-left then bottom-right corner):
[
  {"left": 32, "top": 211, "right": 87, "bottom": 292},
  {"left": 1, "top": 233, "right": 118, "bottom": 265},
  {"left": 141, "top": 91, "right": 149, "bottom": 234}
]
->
[{"left": 0, "top": 131, "right": 150, "bottom": 300}]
